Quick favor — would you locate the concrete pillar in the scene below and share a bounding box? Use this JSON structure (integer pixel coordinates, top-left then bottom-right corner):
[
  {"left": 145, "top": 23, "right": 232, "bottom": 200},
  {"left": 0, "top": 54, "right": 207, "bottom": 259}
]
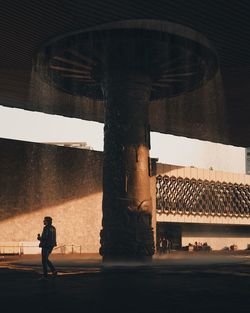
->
[
  {"left": 150, "top": 175, "right": 157, "bottom": 249},
  {"left": 100, "top": 73, "right": 155, "bottom": 261}
]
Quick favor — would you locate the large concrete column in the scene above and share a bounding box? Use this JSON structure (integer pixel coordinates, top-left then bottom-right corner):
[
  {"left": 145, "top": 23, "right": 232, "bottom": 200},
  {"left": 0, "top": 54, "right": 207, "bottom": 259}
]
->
[{"left": 100, "top": 73, "right": 155, "bottom": 261}]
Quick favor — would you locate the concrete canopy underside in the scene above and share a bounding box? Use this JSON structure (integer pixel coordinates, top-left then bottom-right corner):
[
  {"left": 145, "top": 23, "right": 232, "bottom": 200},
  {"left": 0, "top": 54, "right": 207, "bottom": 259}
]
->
[{"left": 1, "top": 0, "right": 250, "bottom": 147}]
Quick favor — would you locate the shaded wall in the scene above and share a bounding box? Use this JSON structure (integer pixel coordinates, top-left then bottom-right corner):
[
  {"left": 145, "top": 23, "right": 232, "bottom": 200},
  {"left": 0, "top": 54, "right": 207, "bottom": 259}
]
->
[{"left": 0, "top": 138, "right": 103, "bottom": 253}]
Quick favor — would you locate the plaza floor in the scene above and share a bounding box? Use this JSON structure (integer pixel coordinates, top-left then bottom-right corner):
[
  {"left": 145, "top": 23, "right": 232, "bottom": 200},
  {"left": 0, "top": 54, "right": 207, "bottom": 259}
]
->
[{"left": 1, "top": 252, "right": 250, "bottom": 313}]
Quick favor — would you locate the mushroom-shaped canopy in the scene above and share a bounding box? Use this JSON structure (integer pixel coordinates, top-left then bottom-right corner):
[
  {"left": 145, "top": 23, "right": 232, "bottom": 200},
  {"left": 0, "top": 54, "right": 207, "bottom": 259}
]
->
[{"left": 34, "top": 20, "right": 224, "bottom": 143}]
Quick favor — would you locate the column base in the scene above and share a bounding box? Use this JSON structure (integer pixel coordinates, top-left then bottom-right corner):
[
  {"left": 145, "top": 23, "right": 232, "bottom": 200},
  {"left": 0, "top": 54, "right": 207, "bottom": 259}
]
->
[{"left": 100, "top": 211, "right": 155, "bottom": 262}]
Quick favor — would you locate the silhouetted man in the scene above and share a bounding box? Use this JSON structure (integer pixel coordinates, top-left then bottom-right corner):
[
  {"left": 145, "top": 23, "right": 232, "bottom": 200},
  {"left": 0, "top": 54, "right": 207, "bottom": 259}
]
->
[{"left": 37, "top": 216, "right": 57, "bottom": 279}]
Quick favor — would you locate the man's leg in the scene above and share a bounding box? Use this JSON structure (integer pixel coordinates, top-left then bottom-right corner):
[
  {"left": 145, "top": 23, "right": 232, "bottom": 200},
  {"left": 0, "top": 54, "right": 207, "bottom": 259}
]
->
[
  {"left": 47, "top": 248, "right": 56, "bottom": 275},
  {"left": 41, "top": 248, "right": 49, "bottom": 277}
]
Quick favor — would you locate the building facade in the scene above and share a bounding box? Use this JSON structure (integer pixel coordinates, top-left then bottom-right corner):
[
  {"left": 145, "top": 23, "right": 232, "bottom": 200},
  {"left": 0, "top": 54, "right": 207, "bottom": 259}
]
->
[
  {"left": 246, "top": 148, "right": 250, "bottom": 175},
  {"left": 1, "top": 138, "right": 250, "bottom": 254},
  {"left": 156, "top": 164, "right": 250, "bottom": 250}
]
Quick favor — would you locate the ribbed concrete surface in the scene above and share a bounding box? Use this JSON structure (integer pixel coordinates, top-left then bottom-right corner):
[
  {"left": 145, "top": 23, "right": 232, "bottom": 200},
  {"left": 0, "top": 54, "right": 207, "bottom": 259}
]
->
[{"left": 0, "top": 1, "right": 250, "bottom": 146}]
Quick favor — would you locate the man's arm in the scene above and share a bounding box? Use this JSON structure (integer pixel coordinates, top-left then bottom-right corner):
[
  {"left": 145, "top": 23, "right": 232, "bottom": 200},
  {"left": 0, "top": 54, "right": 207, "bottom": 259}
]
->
[
  {"left": 39, "top": 227, "right": 49, "bottom": 243},
  {"left": 51, "top": 226, "right": 57, "bottom": 246}
]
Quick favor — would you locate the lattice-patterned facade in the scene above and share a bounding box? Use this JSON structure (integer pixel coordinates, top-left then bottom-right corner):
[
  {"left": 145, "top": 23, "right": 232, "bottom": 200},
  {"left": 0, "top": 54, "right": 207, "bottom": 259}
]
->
[{"left": 156, "top": 175, "right": 250, "bottom": 218}]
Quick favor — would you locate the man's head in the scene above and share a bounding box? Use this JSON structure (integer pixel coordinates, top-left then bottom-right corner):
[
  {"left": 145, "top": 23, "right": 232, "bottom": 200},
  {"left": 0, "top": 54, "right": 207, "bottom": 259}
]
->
[{"left": 43, "top": 216, "right": 52, "bottom": 225}]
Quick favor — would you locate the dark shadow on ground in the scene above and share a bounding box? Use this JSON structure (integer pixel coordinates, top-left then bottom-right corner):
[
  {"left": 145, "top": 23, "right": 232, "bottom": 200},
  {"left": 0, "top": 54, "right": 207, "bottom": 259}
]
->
[{"left": 1, "top": 253, "right": 250, "bottom": 312}]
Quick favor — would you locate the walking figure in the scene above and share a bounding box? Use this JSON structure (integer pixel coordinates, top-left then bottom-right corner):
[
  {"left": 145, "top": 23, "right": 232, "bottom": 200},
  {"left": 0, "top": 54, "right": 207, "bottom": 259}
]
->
[
  {"left": 159, "top": 237, "right": 164, "bottom": 254},
  {"left": 166, "top": 238, "right": 172, "bottom": 254},
  {"left": 37, "top": 216, "right": 57, "bottom": 279}
]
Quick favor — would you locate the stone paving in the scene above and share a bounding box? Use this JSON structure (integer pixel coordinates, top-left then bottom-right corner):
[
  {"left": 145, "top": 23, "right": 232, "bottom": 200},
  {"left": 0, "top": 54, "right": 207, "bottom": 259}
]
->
[{"left": 1, "top": 252, "right": 250, "bottom": 313}]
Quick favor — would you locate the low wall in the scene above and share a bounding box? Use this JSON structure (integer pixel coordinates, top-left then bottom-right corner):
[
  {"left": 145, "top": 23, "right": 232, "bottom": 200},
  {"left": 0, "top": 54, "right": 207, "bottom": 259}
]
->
[
  {"left": 182, "top": 236, "right": 250, "bottom": 250},
  {"left": 182, "top": 224, "right": 250, "bottom": 250},
  {"left": 157, "top": 222, "right": 250, "bottom": 250}
]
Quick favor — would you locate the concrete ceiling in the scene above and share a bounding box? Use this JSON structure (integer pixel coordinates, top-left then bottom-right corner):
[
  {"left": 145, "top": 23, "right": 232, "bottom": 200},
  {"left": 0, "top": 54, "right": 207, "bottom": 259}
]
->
[{"left": 0, "top": 0, "right": 250, "bottom": 147}]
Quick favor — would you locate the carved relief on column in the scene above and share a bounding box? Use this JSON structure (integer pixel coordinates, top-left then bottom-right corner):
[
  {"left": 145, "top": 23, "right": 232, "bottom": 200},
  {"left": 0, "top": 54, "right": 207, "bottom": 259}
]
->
[{"left": 100, "top": 75, "right": 155, "bottom": 260}]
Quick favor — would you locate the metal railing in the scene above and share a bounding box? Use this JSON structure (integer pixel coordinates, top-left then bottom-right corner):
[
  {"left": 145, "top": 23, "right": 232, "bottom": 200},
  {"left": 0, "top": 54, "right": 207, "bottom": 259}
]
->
[
  {"left": 54, "top": 245, "right": 82, "bottom": 254},
  {"left": 0, "top": 244, "right": 82, "bottom": 255},
  {"left": 0, "top": 245, "right": 24, "bottom": 255}
]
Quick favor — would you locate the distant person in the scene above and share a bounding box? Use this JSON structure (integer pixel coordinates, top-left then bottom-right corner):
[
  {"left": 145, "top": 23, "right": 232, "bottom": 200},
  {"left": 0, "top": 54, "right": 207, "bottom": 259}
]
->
[
  {"left": 162, "top": 237, "right": 167, "bottom": 254},
  {"left": 37, "top": 216, "right": 57, "bottom": 279},
  {"left": 166, "top": 239, "right": 172, "bottom": 254},
  {"left": 159, "top": 238, "right": 164, "bottom": 254}
]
